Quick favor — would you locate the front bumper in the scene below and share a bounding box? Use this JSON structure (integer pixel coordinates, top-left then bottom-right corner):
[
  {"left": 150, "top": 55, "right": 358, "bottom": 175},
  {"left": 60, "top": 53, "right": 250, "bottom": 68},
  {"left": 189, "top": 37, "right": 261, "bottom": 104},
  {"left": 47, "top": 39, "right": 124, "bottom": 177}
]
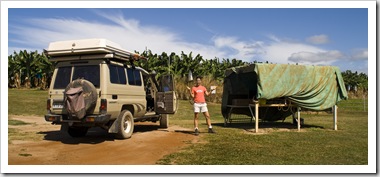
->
[{"left": 45, "top": 114, "right": 111, "bottom": 124}]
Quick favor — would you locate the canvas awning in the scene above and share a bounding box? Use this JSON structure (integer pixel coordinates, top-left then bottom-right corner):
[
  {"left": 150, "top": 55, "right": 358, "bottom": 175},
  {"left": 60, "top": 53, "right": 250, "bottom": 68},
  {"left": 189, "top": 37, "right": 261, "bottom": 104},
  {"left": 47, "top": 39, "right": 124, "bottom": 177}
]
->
[{"left": 222, "top": 63, "right": 348, "bottom": 111}]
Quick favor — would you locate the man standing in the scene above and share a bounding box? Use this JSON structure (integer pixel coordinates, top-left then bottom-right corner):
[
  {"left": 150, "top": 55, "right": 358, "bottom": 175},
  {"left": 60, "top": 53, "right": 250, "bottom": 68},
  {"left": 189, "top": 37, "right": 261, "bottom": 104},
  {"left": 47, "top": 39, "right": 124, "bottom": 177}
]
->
[{"left": 187, "top": 76, "right": 216, "bottom": 135}]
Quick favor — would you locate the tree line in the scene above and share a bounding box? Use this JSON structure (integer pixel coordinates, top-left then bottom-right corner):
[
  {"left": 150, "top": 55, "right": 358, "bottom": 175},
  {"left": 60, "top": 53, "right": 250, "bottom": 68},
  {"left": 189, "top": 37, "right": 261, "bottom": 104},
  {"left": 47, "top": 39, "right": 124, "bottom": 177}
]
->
[
  {"left": 8, "top": 50, "right": 368, "bottom": 93},
  {"left": 341, "top": 70, "right": 368, "bottom": 92},
  {"left": 136, "top": 50, "right": 247, "bottom": 82},
  {"left": 8, "top": 50, "right": 54, "bottom": 89},
  {"left": 7, "top": 50, "right": 249, "bottom": 89}
]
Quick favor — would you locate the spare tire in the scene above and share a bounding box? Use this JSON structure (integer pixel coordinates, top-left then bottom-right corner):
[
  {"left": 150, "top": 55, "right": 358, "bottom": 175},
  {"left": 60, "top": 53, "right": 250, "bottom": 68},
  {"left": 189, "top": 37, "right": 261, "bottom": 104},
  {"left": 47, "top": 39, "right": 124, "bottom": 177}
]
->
[{"left": 64, "top": 79, "right": 97, "bottom": 119}]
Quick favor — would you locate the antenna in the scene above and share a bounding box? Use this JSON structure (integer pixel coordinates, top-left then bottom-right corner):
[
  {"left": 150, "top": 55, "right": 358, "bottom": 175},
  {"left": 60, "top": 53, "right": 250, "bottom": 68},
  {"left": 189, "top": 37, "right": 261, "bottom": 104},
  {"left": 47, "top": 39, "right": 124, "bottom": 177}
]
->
[{"left": 169, "top": 54, "right": 171, "bottom": 75}]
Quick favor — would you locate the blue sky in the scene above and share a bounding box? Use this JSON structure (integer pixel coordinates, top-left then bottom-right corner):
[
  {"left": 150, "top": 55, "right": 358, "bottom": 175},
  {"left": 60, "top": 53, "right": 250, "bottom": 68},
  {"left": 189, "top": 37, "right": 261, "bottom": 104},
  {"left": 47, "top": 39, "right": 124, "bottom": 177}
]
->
[
  {"left": 7, "top": 3, "right": 372, "bottom": 74},
  {"left": 1, "top": 1, "right": 377, "bottom": 173}
]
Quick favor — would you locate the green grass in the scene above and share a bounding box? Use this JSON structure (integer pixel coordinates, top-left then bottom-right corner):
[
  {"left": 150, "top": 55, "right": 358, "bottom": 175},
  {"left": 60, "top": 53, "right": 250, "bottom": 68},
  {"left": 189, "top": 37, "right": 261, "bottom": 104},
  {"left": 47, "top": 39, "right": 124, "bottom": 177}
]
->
[
  {"left": 8, "top": 119, "right": 31, "bottom": 126},
  {"left": 159, "top": 99, "right": 368, "bottom": 165},
  {"left": 337, "top": 98, "right": 368, "bottom": 112},
  {"left": 18, "top": 153, "right": 32, "bottom": 157},
  {"left": 8, "top": 89, "right": 368, "bottom": 165},
  {"left": 8, "top": 127, "right": 44, "bottom": 144},
  {"left": 8, "top": 89, "right": 48, "bottom": 116}
]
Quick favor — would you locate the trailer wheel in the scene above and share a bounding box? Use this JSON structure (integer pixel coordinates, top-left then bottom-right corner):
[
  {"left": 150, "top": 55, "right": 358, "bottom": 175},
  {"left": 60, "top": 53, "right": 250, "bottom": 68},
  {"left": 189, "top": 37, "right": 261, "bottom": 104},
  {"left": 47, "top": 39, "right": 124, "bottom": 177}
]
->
[
  {"left": 224, "top": 109, "right": 232, "bottom": 127},
  {"left": 115, "top": 110, "right": 134, "bottom": 139},
  {"left": 159, "top": 114, "right": 169, "bottom": 128}
]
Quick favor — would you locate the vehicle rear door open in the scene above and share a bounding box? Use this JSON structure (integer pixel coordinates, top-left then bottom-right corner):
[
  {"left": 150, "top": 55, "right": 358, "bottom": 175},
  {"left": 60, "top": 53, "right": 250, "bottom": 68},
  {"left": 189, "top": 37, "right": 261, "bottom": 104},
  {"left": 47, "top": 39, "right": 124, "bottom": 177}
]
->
[{"left": 155, "top": 75, "right": 178, "bottom": 114}]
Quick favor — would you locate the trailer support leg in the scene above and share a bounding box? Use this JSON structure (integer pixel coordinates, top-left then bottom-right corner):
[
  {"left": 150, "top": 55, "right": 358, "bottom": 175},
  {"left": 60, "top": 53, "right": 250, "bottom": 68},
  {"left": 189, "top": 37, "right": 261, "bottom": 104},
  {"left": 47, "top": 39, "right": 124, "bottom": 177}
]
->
[
  {"left": 297, "top": 107, "right": 301, "bottom": 132},
  {"left": 255, "top": 102, "right": 259, "bottom": 133},
  {"left": 333, "top": 105, "right": 338, "bottom": 130}
]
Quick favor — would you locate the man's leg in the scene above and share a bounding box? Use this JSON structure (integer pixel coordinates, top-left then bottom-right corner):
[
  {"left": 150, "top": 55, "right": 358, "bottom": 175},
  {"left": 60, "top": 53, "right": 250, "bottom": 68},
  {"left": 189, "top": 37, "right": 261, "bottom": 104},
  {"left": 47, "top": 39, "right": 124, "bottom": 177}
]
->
[
  {"left": 194, "top": 112, "right": 199, "bottom": 129},
  {"left": 193, "top": 103, "right": 200, "bottom": 135},
  {"left": 203, "top": 111, "right": 211, "bottom": 127},
  {"left": 203, "top": 111, "right": 215, "bottom": 133}
]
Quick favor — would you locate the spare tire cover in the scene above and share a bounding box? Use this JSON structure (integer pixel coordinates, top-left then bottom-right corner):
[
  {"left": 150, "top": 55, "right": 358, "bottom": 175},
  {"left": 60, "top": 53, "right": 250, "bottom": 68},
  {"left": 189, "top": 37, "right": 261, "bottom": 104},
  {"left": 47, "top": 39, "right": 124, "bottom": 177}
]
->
[{"left": 64, "top": 79, "right": 97, "bottom": 119}]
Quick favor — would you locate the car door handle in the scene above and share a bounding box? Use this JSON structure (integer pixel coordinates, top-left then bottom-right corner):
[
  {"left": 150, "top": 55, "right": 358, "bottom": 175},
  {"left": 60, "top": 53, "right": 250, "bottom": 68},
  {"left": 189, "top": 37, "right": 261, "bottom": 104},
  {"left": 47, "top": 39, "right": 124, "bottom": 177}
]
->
[{"left": 112, "top": 95, "right": 118, "bottom": 99}]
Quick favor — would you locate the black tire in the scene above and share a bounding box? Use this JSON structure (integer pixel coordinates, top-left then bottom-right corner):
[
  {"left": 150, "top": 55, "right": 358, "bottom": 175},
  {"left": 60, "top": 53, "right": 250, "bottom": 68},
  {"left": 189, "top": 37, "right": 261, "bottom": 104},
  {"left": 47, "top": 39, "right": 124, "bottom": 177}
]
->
[
  {"left": 64, "top": 79, "right": 97, "bottom": 119},
  {"left": 115, "top": 110, "right": 134, "bottom": 139},
  {"left": 159, "top": 114, "right": 169, "bottom": 128},
  {"left": 224, "top": 109, "right": 232, "bottom": 127},
  {"left": 67, "top": 126, "right": 89, "bottom": 137}
]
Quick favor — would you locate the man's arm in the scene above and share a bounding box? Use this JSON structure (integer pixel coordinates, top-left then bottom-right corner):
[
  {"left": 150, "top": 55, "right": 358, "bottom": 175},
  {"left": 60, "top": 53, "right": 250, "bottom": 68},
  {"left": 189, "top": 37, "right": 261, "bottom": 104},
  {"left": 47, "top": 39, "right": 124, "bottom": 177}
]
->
[
  {"left": 186, "top": 86, "right": 195, "bottom": 98},
  {"left": 205, "top": 87, "right": 216, "bottom": 96}
]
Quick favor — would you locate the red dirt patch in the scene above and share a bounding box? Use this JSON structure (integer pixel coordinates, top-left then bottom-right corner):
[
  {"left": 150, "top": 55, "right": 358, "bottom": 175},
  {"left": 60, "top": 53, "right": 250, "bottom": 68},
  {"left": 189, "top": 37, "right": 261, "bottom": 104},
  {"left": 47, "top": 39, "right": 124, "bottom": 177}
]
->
[{"left": 8, "top": 115, "right": 197, "bottom": 165}]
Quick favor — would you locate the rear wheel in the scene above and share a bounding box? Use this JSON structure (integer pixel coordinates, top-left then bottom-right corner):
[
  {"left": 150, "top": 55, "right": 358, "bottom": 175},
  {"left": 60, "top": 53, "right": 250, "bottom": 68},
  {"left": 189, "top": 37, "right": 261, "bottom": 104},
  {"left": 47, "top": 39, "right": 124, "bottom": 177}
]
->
[
  {"left": 115, "top": 110, "right": 134, "bottom": 139},
  {"left": 67, "top": 126, "right": 89, "bottom": 137},
  {"left": 159, "top": 114, "right": 169, "bottom": 128}
]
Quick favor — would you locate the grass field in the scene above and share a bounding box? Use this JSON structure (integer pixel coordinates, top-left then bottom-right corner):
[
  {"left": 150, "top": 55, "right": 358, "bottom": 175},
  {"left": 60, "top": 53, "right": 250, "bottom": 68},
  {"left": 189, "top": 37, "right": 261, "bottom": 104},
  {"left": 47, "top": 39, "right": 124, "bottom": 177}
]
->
[
  {"left": 8, "top": 88, "right": 48, "bottom": 116},
  {"left": 8, "top": 89, "right": 368, "bottom": 165},
  {"left": 159, "top": 100, "right": 368, "bottom": 165}
]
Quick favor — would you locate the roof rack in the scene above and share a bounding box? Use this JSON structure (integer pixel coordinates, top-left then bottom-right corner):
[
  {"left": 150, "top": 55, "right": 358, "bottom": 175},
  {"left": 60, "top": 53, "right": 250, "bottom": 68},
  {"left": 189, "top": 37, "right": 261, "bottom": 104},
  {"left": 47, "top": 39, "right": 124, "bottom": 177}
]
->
[{"left": 44, "top": 38, "right": 146, "bottom": 62}]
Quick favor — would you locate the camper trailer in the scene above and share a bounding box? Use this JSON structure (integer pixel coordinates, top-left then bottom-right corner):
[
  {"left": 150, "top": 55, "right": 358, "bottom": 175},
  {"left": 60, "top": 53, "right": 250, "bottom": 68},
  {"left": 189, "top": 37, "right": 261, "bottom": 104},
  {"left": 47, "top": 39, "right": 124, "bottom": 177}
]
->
[{"left": 221, "top": 63, "right": 348, "bottom": 132}]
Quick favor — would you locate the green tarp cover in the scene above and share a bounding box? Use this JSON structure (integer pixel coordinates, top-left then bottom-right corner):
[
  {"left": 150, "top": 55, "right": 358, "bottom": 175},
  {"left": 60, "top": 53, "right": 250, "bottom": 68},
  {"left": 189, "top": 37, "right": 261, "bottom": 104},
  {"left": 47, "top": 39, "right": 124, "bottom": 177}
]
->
[{"left": 224, "top": 63, "right": 348, "bottom": 110}]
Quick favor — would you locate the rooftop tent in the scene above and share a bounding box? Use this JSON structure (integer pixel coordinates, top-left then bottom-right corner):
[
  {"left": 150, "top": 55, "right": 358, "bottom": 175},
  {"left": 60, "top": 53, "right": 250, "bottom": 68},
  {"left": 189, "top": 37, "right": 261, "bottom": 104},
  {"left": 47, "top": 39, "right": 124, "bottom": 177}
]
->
[
  {"left": 221, "top": 63, "right": 348, "bottom": 121},
  {"left": 44, "top": 38, "right": 147, "bottom": 62}
]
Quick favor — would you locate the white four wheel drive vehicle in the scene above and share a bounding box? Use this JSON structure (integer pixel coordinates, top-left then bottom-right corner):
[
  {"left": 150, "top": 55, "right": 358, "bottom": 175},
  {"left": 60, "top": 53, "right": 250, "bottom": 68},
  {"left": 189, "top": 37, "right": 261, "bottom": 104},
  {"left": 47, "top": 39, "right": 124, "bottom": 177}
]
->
[{"left": 44, "top": 38, "right": 178, "bottom": 139}]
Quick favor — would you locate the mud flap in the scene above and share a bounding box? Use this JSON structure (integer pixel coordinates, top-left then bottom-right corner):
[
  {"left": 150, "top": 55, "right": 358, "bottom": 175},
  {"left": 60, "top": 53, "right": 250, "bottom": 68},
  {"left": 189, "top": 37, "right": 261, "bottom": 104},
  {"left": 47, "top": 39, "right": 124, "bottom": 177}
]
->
[{"left": 108, "top": 120, "right": 118, "bottom": 133}]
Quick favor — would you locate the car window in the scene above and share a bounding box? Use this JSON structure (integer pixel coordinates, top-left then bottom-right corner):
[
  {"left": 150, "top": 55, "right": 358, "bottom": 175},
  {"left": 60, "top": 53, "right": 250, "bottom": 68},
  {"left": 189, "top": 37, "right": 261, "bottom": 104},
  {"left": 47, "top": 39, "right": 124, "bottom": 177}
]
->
[
  {"left": 127, "top": 68, "right": 142, "bottom": 86},
  {"left": 134, "top": 70, "right": 142, "bottom": 86},
  {"left": 160, "top": 75, "right": 174, "bottom": 92},
  {"left": 53, "top": 67, "right": 72, "bottom": 89},
  {"left": 72, "top": 65, "right": 100, "bottom": 88},
  {"left": 109, "top": 64, "right": 126, "bottom": 85}
]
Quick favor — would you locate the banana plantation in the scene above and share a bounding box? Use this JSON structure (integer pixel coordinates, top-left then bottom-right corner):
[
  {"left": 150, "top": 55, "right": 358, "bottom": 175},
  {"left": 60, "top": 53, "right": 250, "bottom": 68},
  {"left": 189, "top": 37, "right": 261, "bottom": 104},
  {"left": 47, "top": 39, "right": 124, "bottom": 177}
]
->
[
  {"left": 8, "top": 49, "right": 367, "bottom": 100},
  {"left": 136, "top": 50, "right": 247, "bottom": 81},
  {"left": 8, "top": 50, "right": 54, "bottom": 89},
  {"left": 8, "top": 49, "right": 247, "bottom": 89}
]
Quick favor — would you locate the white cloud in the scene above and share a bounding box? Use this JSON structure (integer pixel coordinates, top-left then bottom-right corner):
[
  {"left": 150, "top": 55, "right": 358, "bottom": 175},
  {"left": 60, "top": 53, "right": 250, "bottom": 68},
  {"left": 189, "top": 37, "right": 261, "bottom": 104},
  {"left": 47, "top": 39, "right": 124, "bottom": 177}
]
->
[
  {"left": 267, "top": 34, "right": 281, "bottom": 43},
  {"left": 350, "top": 48, "right": 368, "bottom": 60},
  {"left": 210, "top": 36, "right": 271, "bottom": 61},
  {"left": 263, "top": 41, "right": 325, "bottom": 64},
  {"left": 213, "top": 36, "right": 239, "bottom": 48},
  {"left": 306, "top": 34, "right": 329, "bottom": 45},
  {"left": 7, "top": 12, "right": 349, "bottom": 67},
  {"left": 8, "top": 14, "right": 225, "bottom": 60},
  {"left": 209, "top": 35, "right": 339, "bottom": 65},
  {"left": 208, "top": 34, "right": 337, "bottom": 65},
  {"left": 288, "top": 50, "right": 344, "bottom": 64}
]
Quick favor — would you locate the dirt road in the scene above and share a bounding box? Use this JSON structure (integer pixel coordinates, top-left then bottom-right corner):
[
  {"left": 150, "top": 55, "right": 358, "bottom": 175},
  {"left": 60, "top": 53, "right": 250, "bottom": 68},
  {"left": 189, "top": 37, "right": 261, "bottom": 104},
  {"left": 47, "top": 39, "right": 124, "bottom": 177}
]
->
[{"left": 8, "top": 115, "right": 197, "bottom": 165}]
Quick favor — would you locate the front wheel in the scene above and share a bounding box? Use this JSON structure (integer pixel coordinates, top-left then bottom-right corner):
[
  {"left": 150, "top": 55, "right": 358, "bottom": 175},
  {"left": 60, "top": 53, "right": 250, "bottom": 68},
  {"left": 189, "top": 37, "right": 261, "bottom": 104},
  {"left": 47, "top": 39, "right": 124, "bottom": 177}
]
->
[
  {"left": 159, "top": 114, "right": 169, "bottom": 128},
  {"left": 115, "top": 110, "right": 134, "bottom": 139}
]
